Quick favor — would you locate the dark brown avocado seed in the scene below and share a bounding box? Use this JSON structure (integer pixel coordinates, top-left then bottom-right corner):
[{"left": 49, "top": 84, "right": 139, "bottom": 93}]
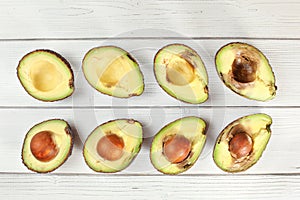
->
[
  {"left": 30, "top": 131, "right": 59, "bottom": 162},
  {"left": 229, "top": 132, "right": 253, "bottom": 159},
  {"left": 163, "top": 135, "right": 192, "bottom": 164},
  {"left": 97, "top": 134, "right": 125, "bottom": 161},
  {"left": 232, "top": 56, "right": 257, "bottom": 83}
]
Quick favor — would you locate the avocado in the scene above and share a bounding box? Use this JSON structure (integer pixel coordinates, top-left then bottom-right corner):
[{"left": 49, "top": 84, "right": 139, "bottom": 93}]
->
[
  {"left": 83, "top": 119, "right": 143, "bottom": 173},
  {"left": 22, "top": 119, "right": 73, "bottom": 173},
  {"left": 154, "top": 44, "right": 208, "bottom": 104},
  {"left": 150, "top": 116, "right": 206, "bottom": 174},
  {"left": 17, "top": 50, "right": 74, "bottom": 101},
  {"left": 82, "top": 46, "right": 144, "bottom": 98},
  {"left": 213, "top": 113, "right": 272, "bottom": 173},
  {"left": 215, "top": 42, "right": 276, "bottom": 101}
]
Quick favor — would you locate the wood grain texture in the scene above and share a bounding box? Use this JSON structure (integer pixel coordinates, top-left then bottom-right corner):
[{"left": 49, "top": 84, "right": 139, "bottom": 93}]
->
[
  {"left": 0, "top": 107, "right": 299, "bottom": 174},
  {"left": 0, "top": 174, "right": 299, "bottom": 200},
  {"left": 1, "top": 39, "right": 298, "bottom": 107},
  {"left": 0, "top": 0, "right": 299, "bottom": 39}
]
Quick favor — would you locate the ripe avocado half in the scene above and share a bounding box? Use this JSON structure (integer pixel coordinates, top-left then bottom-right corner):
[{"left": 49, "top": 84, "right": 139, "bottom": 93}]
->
[
  {"left": 22, "top": 119, "right": 73, "bottom": 173},
  {"left": 83, "top": 119, "right": 143, "bottom": 173},
  {"left": 82, "top": 46, "right": 144, "bottom": 98},
  {"left": 215, "top": 42, "right": 276, "bottom": 101},
  {"left": 150, "top": 116, "right": 206, "bottom": 175},
  {"left": 17, "top": 50, "right": 74, "bottom": 101},
  {"left": 154, "top": 44, "right": 209, "bottom": 104},
  {"left": 213, "top": 113, "right": 272, "bottom": 173}
]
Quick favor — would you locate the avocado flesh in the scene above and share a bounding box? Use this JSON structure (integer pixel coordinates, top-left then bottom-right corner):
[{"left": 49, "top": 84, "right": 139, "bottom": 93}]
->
[
  {"left": 154, "top": 44, "right": 208, "bottom": 104},
  {"left": 22, "top": 119, "right": 73, "bottom": 173},
  {"left": 213, "top": 113, "right": 272, "bottom": 173},
  {"left": 83, "top": 119, "right": 143, "bottom": 173},
  {"left": 215, "top": 42, "right": 276, "bottom": 101},
  {"left": 150, "top": 117, "right": 206, "bottom": 174},
  {"left": 82, "top": 46, "right": 144, "bottom": 98},
  {"left": 17, "top": 50, "right": 74, "bottom": 101}
]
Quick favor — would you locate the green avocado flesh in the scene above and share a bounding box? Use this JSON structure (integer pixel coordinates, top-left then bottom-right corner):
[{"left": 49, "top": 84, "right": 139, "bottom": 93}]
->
[
  {"left": 22, "top": 119, "right": 73, "bottom": 173},
  {"left": 154, "top": 44, "right": 208, "bottom": 104},
  {"left": 17, "top": 50, "right": 74, "bottom": 101},
  {"left": 82, "top": 46, "right": 144, "bottom": 98},
  {"left": 83, "top": 119, "right": 143, "bottom": 173},
  {"left": 213, "top": 113, "right": 272, "bottom": 173},
  {"left": 150, "top": 117, "right": 206, "bottom": 174},
  {"left": 215, "top": 42, "right": 276, "bottom": 101}
]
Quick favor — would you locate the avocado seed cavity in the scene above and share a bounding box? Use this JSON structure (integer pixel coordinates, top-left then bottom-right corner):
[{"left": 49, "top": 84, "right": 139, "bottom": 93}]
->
[
  {"left": 163, "top": 135, "right": 192, "bottom": 164},
  {"left": 229, "top": 132, "right": 253, "bottom": 159},
  {"left": 232, "top": 55, "right": 257, "bottom": 83},
  {"left": 166, "top": 56, "right": 195, "bottom": 86},
  {"left": 97, "top": 134, "right": 125, "bottom": 161},
  {"left": 30, "top": 131, "right": 59, "bottom": 162},
  {"left": 99, "top": 56, "right": 132, "bottom": 88},
  {"left": 30, "top": 61, "right": 63, "bottom": 92}
]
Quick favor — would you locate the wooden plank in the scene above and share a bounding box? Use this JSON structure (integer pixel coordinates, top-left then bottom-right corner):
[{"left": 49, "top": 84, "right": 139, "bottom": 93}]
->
[
  {"left": 0, "top": 173, "right": 299, "bottom": 199},
  {"left": 0, "top": 39, "right": 298, "bottom": 107},
  {"left": 0, "top": 0, "right": 299, "bottom": 39},
  {"left": 0, "top": 107, "right": 299, "bottom": 174}
]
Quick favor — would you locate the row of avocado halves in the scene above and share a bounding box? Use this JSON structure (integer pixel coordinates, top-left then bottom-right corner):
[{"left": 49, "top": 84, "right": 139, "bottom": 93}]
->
[
  {"left": 17, "top": 42, "right": 277, "bottom": 103},
  {"left": 22, "top": 113, "right": 272, "bottom": 174}
]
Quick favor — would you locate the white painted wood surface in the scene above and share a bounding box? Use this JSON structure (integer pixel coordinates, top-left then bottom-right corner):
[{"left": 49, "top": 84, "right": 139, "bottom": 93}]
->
[{"left": 1, "top": 0, "right": 300, "bottom": 199}]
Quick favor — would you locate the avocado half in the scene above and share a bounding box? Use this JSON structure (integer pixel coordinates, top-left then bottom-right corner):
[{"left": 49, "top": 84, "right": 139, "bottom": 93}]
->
[
  {"left": 22, "top": 119, "right": 73, "bottom": 173},
  {"left": 215, "top": 42, "right": 276, "bottom": 101},
  {"left": 213, "top": 113, "right": 272, "bottom": 173},
  {"left": 83, "top": 119, "right": 143, "bottom": 173},
  {"left": 154, "top": 44, "right": 208, "bottom": 104},
  {"left": 82, "top": 46, "right": 144, "bottom": 98},
  {"left": 150, "top": 116, "right": 206, "bottom": 175},
  {"left": 17, "top": 50, "right": 74, "bottom": 101}
]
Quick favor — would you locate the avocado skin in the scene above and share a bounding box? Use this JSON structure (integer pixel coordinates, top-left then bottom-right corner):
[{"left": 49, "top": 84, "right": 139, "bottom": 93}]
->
[
  {"left": 17, "top": 49, "right": 75, "bottom": 102},
  {"left": 21, "top": 119, "right": 74, "bottom": 173}
]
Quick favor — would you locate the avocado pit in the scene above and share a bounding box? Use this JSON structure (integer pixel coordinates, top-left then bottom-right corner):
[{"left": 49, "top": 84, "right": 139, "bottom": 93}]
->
[
  {"left": 163, "top": 135, "right": 192, "bottom": 164},
  {"left": 229, "top": 132, "right": 253, "bottom": 159},
  {"left": 232, "top": 55, "right": 257, "bottom": 83},
  {"left": 30, "top": 131, "right": 59, "bottom": 162},
  {"left": 97, "top": 134, "right": 125, "bottom": 161}
]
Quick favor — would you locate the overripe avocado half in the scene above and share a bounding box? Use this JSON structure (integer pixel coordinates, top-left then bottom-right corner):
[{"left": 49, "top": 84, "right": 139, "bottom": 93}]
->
[
  {"left": 22, "top": 119, "right": 73, "bottom": 173},
  {"left": 82, "top": 46, "right": 144, "bottom": 98},
  {"left": 150, "top": 117, "right": 206, "bottom": 175},
  {"left": 154, "top": 44, "right": 208, "bottom": 104},
  {"left": 213, "top": 113, "right": 272, "bottom": 173},
  {"left": 83, "top": 119, "right": 143, "bottom": 173},
  {"left": 17, "top": 50, "right": 74, "bottom": 101},
  {"left": 215, "top": 42, "right": 276, "bottom": 101}
]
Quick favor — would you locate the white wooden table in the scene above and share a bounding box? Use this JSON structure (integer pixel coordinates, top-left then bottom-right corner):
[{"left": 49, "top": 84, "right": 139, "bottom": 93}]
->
[{"left": 1, "top": 0, "right": 300, "bottom": 199}]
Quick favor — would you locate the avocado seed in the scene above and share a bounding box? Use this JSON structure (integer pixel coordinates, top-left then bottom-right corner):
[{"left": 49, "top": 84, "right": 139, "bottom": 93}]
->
[
  {"left": 30, "top": 131, "right": 58, "bottom": 162},
  {"left": 229, "top": 132, "right": 253, "bottom": 159},
  {"left": 163, "top": 135, "right": 191, "bottom": 163},
  {"left": 232, "top": 56, "right": 257, "bottom": 83},
  {"left": 97, "top": 134, "right": 124, "bottom": 161}
]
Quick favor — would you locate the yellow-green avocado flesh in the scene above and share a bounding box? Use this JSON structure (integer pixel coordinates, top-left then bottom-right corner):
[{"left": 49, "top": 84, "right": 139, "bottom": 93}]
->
[
  {"left": 82, "top": 46, "right": 144, "bottom": 98},
  {"left": 154, "top": 44, "right": 208, "bottom": 104},
  {"left": 83, "top": 119, "right": 143, "bottom": 173},
  {"left": 22, "top": 119, "right": 73, "bottom": 173},
  {"left": 215, "top": 42, "right": 276, "bottom": 101},
  {"left": 213, "top": 113, "right": 272, "bottom": 173},
  {"left": 17, "top": 50, "right": 74, "bottom": 101},
  {"left": 150, "top": 116, "right": 206, "bottom": 175}
]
